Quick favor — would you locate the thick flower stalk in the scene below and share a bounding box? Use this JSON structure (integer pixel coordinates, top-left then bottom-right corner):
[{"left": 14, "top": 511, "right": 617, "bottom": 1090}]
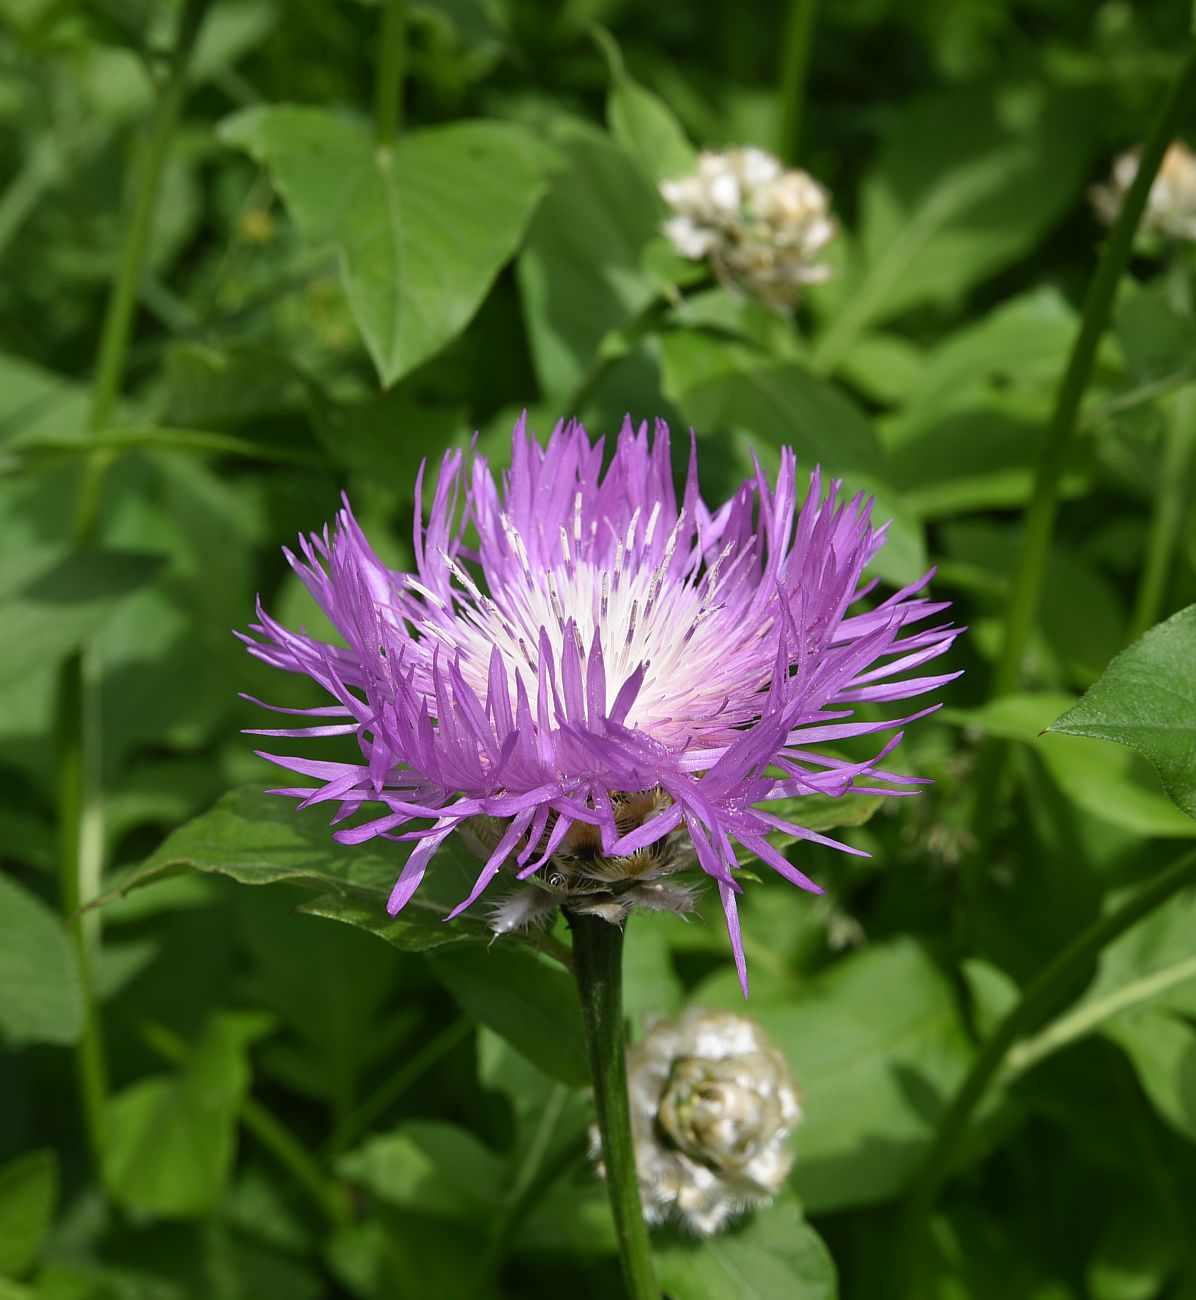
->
[
  {"left": 595, "top": 1008, "right": 801, "bottom": 1236},
  {"left": 243, "top": 417, "right": 959, "bottom": 993},
  {"left": 1090, "top": 139, "right": 1196, "bottom": 245},
  {"left": 661, "top": 147, "right": 836, "bottom": 308}
]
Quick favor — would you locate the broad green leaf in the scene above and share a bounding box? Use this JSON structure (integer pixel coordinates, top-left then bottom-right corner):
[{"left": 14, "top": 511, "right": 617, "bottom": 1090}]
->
[
  {"left": 699, "top": 939, "right": 973, "bottom": 1212},
  {"left": 517, "top": 119, "right": 661, "bottom": 399},
  {"left": 655, "top": 1193, "right": 837, "bottom": 1300},
  {"left": 947, "top": 695, "right": 1196, "bottom": 839},
  {"left": 220, "top": 107, "right": 556, "bottom": 387},
  {"left": 1049, "top": 605, "right": 1196, "bottom": 821},
  {"left": 0, "top": 875, "right": 82, "bottom": 1047},
  {"left": 0, "top": 1149, "right": 56, "bottom": 1278},
  {"left": 428, "top": 943, "right": 588, "bottom": 1087},
  {"left": 0, "top": 547, "right": 162, "bottom": 686},
  {"left": 1104, "top": 1010, "right": 1196, "bottom": 1142},
  {"left": 338, "top": 1120, "right": 507, "bottom": 1218},
  {"left": 103, "top": 1012, "right": 266, "bottom": 1218},
  {"left": 813, "top": 81, "right": 1097, "bottom": 372},
  {"left": 1087, "top": 1204, "right": 1182, "bottom": 1300},
  {"left": 104, "top": 787, "right": 492, "bottom": 952}
]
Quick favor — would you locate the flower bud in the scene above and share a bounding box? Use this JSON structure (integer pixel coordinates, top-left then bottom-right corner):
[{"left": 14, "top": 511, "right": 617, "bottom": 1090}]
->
[
  {"left": 1090, "top": 140, "right": 1196, "bottom": 245},
  {"left": 596, "top": 1008, "right": 801, "bottom": 1236},
  {"left": 661, "top": 147, "right": 836, "bottom": 309}
]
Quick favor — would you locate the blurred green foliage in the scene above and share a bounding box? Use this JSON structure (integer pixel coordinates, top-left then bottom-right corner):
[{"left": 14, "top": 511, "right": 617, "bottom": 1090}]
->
[{"left": 3, "top": 0, "right": 1196, "bottom": 1296}]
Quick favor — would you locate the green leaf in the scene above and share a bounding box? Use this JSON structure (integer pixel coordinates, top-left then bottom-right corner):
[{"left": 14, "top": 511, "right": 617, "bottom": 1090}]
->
[
  {"left": 1049, "top": 604, "right": 1196, "bottom": 821},
  {"left": 0, "top": 1149, "right": 56, "bottom": 1278},
  {"left": 103, "top": 1012, "right": 266, "bottom": 1218},
  {"left": 428, "top": 943, "right": 588, "bottom": 1087},
  {"left": 220, "top": 107, "right": 556, "bottom": 387},
  {"left": 718, "top": 940, "right": 973, "bottom": 1213},
  {"left": 660, "top": 329, "right": 926, "bottom": 584},
  {"left": 0, "top": 875, "right": 82, "bottom": 1047},
  {"left": 1104, "top": 1009, "right": 1196, "bottom": 1142},
  {"left": 0, "top": 547, "right": 162, "bottom": 686},
  {"left": 338, "top": 1120, "right": 507, "bottom": 1218},
  {"left": 594, "top": 28, "right": 696, "bottom": 184},
  {"left": 655, "top": 1193, "right": 837, "bottom": 1300},
  {"left": 517, "top": 119, "right": 661, "bottom": 399},
  {"left": 947, "top": 695, "right": 1196, "bottom": 839},
  {"left": 813, "top": 81, "right": 1097, "bottom": 371},
  {"left": 105, "top": 787, "right": 492, "bottom": 952}
]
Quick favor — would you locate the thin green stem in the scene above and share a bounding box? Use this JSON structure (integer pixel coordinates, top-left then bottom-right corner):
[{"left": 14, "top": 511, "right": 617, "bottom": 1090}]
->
[
  {"left": 1131, "top": 382, "right": 1196, "bottom": 639},
  {"left": 478, "top": 1088, "right": 589, "bottom": 1287},
  {"left": 374, "top": 0, "right": 407, "bottom": 152},
  {"left": 55, "top": 0, "right": 212, "bottom": 1174},
  {"left": 139, "top": 1020, "right": 351, "bottom": 1228},
  {"left": 326, "top": 1016, "right": 470, "bottom": 1155},
  {"left": 992, "top": 43, "right": 1196, "bottom": 702},
  {"left": 777, "top": 0, "right": 820, "bottom": 164},
  {"left": 568, "top": 913, "right": 659, "bottom": 1300},
  {"left": 965, "top": 44, "right": 1196, "bottom": 871},
  {"left": 897, "top": 848, "right": 1196, "bottom": 1295}
]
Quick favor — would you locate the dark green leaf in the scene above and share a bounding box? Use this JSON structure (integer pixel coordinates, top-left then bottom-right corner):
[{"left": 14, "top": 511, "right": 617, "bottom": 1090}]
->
[
  {"left": 428, "top": 943, "right": 588, "bottom": 1087},
  {"left": 103, "top": 787, "right": 492, "bottom": 952}
]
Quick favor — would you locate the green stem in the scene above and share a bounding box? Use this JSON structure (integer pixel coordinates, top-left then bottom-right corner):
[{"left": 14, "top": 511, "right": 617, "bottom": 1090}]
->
[
  {"left": 965, "top": 44, "right": 1196, "bottom": 870},
  {"left": 992, "top": 43, "right": 1196, "bottom": 702},
  {"left": 56, "top": 0, "right": 212, "bottom": 1175},
  {"left": 326, "top": 1016, "right": 470, "bottom": 1155},
  {"left": 139, "top": 1020, "right": 351, "bottom": 1228},
  {"left": 1130, "top": 381, "right": 1196, "bottom": 639},
  {"left": 777, "top": 0, "right": 820, "bottom": 164},
  {"left": 374, "top": 0, "right": 407, "bottom": 152},
  {"left": 568, "top": 913, "right": 659, "bottom": 1300},
  {"left": 897, "top": 847, "right": 1196, "bottom": 1294}
]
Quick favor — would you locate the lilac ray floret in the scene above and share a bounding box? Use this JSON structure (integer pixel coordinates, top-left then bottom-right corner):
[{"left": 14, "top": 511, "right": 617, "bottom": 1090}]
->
[{"left": 242, "top": 416, "right": 961, "bottom": 994}]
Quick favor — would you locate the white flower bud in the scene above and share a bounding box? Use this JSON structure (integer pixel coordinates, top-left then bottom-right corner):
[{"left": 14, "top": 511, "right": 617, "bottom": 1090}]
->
[
  {"left": 660, "top": 147, "right": 837, "bottom": 309},
  {"left": 1090, "top": 140, "right": 1196, "bottom": 244},
  {"left": 595, "top": 1008, "right": 802, "bottom": 1236}
]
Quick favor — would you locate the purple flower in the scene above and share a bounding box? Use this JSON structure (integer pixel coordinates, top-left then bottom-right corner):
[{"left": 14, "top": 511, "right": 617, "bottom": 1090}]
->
[{"left": 243, "top": 417, "right": 959, "bottom": 993}]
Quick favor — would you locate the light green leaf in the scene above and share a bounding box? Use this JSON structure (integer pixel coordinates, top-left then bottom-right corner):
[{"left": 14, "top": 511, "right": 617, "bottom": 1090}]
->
[
  {"left": 103, "top": 1012, "right": 266, "bottom": 1218},
  {"left": 428, "top": 943, "right": 588, "bottom": 1087},
  {"left": 594, "top": 28, "right": 696, "bottom": 184},
  {"left": 220, "top": 107, "right": 556, "bottom": 386},
  {"left": 517, "top": 119, "right": 661, "bottom": 399},
  {"left": 338, "top": 1120, "right": 507, "bottom": 1218},
  {"left": 0, "top": 1149, "right": 56, "bottom": 1278},
  {"left": 0, "top": 547, "right": 162, "bottom": 686},
  {"left": 699, "top": 939, "right": 972, "bottom": 1213},
  {"left": 1105, "top": 1010, "right": 1196, "bottom": 1142},
  {"left": 950, "top": 693, "right": 1196, "bottom": 838},
  {"left": 1049, "top": 604, "right": 1196, "bottom": 821},
  {"left": 0, "top": 875, "right": 82, "bottom": 1048},
  {"left": 655, "top": 1193, "right": 837, "bottom": 1300},
  {"left": 103, "top": 787, "right": 493, "bottom": 953}
]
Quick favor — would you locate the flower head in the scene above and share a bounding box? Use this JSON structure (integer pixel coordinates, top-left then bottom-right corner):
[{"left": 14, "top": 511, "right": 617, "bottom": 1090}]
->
[
  {"left": 1090, "top": 140, "right": 1196, "bottom": 244},
  {"left": 661, "top": 147, "right": 836, "bottom": 308},
  {"left": 243, "top": 417, "right": 959, "bottom": 993},
  {"left": 598, "top": 1008, "right": 801, "bottom": 1235}
]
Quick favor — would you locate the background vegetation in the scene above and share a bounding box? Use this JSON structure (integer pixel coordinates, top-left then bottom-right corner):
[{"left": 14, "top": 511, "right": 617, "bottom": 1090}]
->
[{"left": 3, "top": 0, "right": 1196, "bottom": 1296}]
